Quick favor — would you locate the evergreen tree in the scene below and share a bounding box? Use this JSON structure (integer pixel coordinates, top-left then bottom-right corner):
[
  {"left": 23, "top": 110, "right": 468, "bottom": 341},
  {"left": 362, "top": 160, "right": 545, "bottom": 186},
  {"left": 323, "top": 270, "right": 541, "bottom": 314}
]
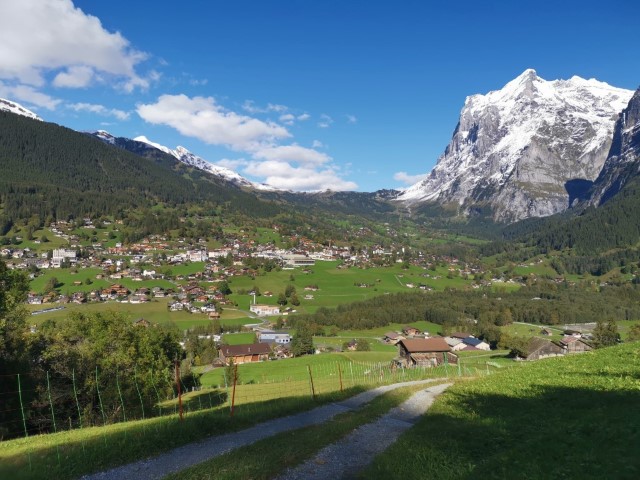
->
[
  {"left": 291, "top": 323, "right": 314, "bottom": 356},
  {"left": 592, "top": 320, "right": 620, "bottom": 348}
]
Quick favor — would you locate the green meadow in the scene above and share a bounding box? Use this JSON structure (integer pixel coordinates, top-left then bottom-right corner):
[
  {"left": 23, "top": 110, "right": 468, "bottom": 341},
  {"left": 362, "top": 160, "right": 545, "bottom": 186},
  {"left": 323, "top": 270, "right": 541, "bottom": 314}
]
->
[
  {"left": 27, "top": 299, "right": 253, "bottom": 330},
  {"left": 365, "top": 342, "right": 640, "bottom": 479},
  {"left": 227, "top": 260, "right": 475, "bottom": 314}
]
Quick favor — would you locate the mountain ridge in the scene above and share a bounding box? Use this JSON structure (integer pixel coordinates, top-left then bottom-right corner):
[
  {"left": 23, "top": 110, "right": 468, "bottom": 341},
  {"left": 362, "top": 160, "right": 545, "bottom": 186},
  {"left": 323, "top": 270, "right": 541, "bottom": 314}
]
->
[{"left": 398, "top": 69, "right": 633, "bottom": 223}]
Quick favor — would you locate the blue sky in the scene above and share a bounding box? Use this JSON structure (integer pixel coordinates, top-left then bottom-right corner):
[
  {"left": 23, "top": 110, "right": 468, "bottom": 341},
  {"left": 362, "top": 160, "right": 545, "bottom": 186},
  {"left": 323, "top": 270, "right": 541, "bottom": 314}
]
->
[{"left": 1, "top": 0, "right": 639, "bottom": 191}]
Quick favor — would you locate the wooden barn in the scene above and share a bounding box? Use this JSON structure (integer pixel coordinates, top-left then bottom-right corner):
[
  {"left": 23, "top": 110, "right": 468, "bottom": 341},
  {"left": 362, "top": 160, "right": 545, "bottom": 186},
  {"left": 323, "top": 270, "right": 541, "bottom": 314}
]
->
[
  {"left": 219, "top": 343, "right": 271, "bottom": 365},
  {"left": 523, "top": 337, "right": 564, "bottom": 361},
  {"left": 559, "top": 336, "right": 594, "bottom": 354},
  {"left": 396, "top": 337, "right": 458, "bottom": 368}
]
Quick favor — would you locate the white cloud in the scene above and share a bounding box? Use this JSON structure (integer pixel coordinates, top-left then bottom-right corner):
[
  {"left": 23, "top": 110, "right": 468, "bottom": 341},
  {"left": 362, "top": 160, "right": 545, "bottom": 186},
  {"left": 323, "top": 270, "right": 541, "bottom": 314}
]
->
[
  {"left": 0, "top": 0, "right": 147, "bottom": 90},
  {"left": 216, "top": 158, "right": 249, "bottom": 170},
  {"left": 318, "top": 114, "right": 333, "bottom": 128},
  {"left": 346, "top": 114, "right": 357, "bottom": 124},
  {"left": 279, "top": 113, "right": 295, "bottom": 125},
  {"left": 393, "top": 171, "right": 429, "bottom": 185},
  {"left": 297, "top": 113, "right": 310, "bottom": 121},
  {"left": 0, "top": 81, "right": 61, "bottom": 110},
  {"left": 253, "top": 144, "right": 331, "bottom": 166},
  {"left": 244, "top": 160, "right": 357, "bottom": 191},
  {"left": 68, "top": 102, "right": 130, "bottom": 120},
  {"left": 53, "top": 65, "right": 96, "bottom": 88},
  {"left": 312, "top": 140, "right": 324, "bottom": 149},
  {"left": 139, "top": 93, "right": 355, "bottom": 192},
  {"left": 242, "top": 100, "right": 289, "bottom": 114},
  {"left": 137, "top": 94, "right": 290, "bottom": 150},
  {"left": 267, "top": 103, "right": 287, "bottom": 113}
]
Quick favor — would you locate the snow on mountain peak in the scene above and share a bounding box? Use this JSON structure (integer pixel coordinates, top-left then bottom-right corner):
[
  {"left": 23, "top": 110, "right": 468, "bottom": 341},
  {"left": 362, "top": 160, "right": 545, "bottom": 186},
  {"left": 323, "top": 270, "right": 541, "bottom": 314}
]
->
[
  {"left": 133, "top": 135, "right": 178, "bottom": 158},
  {"left": 130, "top": 136, "right": 270, "bottom": 190},
  {"left": 399, "top": 70, "right": 634, "bottom": 222},
  {"left": 93, "top": 130, "right": 116, "bottom": 144},
  {"left": 0, "top": 98, "right": 42, "bottom": 121}
]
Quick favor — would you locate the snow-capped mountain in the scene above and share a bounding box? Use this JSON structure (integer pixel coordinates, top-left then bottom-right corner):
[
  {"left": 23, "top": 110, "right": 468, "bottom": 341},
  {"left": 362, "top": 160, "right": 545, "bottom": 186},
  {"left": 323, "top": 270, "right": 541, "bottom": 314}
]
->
[
  {"left": 132, "top": 135, "right": 274, "bottom": 190},
  {"left": 399, "top": 69, "right": 634, "bottom": 222},
  {"left": 91, "top": 133, "right": 276, "bottom": 191},
  {"left": 586, "top": 87, "right": 640, "bottom": 206},
  {"left": 0, "top": 98, "right": 42, "bottom": 121}
]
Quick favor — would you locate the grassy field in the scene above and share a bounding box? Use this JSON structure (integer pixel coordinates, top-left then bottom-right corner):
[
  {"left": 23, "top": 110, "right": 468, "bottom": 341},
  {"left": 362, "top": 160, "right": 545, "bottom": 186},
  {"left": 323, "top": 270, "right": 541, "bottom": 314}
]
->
[
  {"left": 227, "top": 261, "right": 475, "bottom": 315},
  {"left": 364, "top": 342, "right": 640, "bottom": 479},
  {"left": 27, "top": 299, "right": 255, "bottom": 331},
  {"left": 0, "top": 386, "right": 368, "bottom": 480}
]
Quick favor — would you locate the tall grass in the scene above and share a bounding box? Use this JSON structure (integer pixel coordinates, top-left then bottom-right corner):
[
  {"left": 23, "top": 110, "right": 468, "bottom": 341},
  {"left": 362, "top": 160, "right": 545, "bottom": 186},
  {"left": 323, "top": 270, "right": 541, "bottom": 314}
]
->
[{"left": 365, "top": 343, "right": 640, "bottom": 479}]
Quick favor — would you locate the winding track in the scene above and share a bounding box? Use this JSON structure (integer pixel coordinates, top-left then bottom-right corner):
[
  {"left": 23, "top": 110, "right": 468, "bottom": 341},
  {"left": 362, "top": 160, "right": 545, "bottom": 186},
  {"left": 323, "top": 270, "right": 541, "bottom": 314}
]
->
[{"left": 82, "top": 379, "right": 450, "bottom": 480}]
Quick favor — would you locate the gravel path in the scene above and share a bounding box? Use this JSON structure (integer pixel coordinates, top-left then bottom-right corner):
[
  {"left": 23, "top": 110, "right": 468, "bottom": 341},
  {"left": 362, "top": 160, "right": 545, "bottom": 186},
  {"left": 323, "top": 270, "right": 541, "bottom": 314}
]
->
[
  {"left": 82, "top": 379, "right": 442, "bottom": 480},
  {"left": 275, "top": 383, "right": 451, "bottom": 480}
]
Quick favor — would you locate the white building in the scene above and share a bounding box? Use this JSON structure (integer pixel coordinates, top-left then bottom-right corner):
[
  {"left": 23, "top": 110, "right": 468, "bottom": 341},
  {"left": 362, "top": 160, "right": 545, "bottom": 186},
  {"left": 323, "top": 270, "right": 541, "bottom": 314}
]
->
[{"left": 250, "top": 304, "right": 281, "bottom": 316}]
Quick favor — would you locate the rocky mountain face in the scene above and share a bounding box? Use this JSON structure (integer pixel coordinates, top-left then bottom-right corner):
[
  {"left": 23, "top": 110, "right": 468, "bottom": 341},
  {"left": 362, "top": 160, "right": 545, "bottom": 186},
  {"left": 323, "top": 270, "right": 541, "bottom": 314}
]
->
[
  {"left": 586, "top": 87, "right": 640, "bottom": 206},
  {"left": 398, "top": 70, "right": 633, "bottom": 223}
]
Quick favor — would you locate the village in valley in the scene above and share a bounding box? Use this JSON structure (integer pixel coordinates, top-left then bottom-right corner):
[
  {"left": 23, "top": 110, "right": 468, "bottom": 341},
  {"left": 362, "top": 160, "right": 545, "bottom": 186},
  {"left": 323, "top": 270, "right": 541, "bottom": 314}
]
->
[{"left": 8, "top": 218, "right": 604, "bottom": 372}]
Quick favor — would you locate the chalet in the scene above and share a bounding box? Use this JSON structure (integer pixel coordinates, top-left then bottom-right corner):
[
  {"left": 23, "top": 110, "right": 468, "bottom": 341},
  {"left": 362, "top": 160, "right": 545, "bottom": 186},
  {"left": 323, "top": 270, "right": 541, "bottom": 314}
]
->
[
  {"left": 345, "top": 339, "right": 358, "bottom": 351},
  {"left": 102, "top": 284, "right": 130, "bottom": 298},
  {"left": 383, "top": 332, "right": 405, "bottom": 345},
  {"left": 219, "top": 343, "right": 271, "bottom": 365},
  {"left": 444, "top": 337, "right": 467, "bottom": 351},
  {"left": 273, "top": 344, "right": 293, "bottom": 359},
  {"left": 208, "top": 311, "right": 221, "bottom": 320},
  {"left": 559, "top": 336, "right": 594, "bottom": 354},
  {"left": 540, "top": 327, "right": 554, "bottom": 336},
  {"left": 250, "top": 304, "right": 281, "bottom": 316},
  {"left": 396, "top": 337, "right": 458, "bottom": 368},
  {"left": 450, "top": 332, "right": 472, "bottom": 340},
  {"left": 523, "top": 338, "right": 564, "bottom": 361},
  {"left": 184, "top": 285, "right": 205, "bottom": 296},
  {"left": 462, "top": 337, "right": 491, "bottom": 351},
  {"left": 402, "top": 326, "right": 421, "bottom": 337}
]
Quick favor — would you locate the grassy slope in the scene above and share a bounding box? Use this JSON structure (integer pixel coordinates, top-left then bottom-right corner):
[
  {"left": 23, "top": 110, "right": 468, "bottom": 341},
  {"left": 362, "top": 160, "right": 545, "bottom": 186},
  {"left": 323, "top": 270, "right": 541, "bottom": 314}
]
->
[{"left": 365, "top": 342, "right": 640, "bottom": 479}]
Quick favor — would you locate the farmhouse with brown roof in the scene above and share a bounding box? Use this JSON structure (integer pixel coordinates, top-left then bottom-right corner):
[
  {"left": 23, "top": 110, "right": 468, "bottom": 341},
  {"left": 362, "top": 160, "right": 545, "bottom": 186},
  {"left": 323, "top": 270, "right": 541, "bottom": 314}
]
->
[
  {"left": 396, "top": 337, "right": 458, "bottom": 368},
  {"left": 219, "top": 343, "right": 271, "bottom": 365}
]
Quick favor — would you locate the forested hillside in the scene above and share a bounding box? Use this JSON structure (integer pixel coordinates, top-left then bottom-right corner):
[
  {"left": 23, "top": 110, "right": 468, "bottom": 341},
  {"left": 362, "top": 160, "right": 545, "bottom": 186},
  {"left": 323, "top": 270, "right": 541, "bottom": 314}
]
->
[{"left": 0, "top": 112, "right": 282, "bottom": 229}]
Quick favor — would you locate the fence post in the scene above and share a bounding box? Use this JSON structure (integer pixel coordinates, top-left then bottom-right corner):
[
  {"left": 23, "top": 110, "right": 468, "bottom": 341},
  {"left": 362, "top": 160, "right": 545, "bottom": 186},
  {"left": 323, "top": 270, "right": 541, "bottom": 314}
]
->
[
  {"left": 72, "top": 368, "right": 86, "bottom": 454},
  {"left": 46, "top": 371, "right": 61, "bottom": 466},
  {"left": 349, "top": 362, "right": 354, "bottom": 387},
  {"left": 95, "top": 367, "right": 108, "bottom": 446},
  {"left": 116, "top": 372, "right": 127, "bottom": 423},
  {"left": 17, "top": 373, "right": 32, "bottom": 471},
  {"left": 338, "top": 363, "right": 344, "bottom": 393},
  {"left": 458, "top": 361, "right": 462, "bottom": 377},
  {"left": 230, "top": 364, "right": 238, "bottom": 417},
  {"left": 72, "top": 369, "right": 83, "bottom": 428},
  {"left": 134, "top": 366, "right": 145, "bottom": 421},
  {"left": 95, "top": 367, "right": 106, "bottom": 425},
  {"left": 17, "top": 373, "right": 28, "bottom": 437},
  {"left": 175, "top": 361, "right": 183, "bottom": 421},
  {"left": 307, "top": 365, "right": 316, "bottom": 400},
  {"left": 150, "top": 369, "right": 163, "bottom": 417}
]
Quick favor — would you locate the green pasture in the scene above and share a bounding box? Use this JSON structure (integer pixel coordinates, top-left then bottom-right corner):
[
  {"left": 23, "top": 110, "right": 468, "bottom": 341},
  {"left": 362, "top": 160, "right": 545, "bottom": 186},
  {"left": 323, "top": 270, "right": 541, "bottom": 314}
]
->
[
  {"left": 27, "top": 299, "right": 255, "bottom": 330},
  {"left": 366, "top": 342, "right": 640, "bottom": 479},
  {"left": 29, "top": 267, "right": 176, "bottom": 295},
  {"left": 227, "top": 261, "right": 476, "bottom": 314}
]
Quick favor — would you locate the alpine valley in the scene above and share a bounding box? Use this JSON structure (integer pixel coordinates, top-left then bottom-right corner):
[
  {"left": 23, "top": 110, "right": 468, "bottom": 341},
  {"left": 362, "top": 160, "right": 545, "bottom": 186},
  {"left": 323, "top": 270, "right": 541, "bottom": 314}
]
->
[{"left": 2, "top": 69, "right": 640, "bottom": 253}]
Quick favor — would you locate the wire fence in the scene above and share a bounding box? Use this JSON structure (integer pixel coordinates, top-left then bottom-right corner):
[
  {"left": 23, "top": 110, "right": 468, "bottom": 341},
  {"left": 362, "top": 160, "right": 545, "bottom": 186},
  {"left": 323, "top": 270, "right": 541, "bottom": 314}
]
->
[{"left": 1, "top": 358, "right": 497, "bottom": 478}]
